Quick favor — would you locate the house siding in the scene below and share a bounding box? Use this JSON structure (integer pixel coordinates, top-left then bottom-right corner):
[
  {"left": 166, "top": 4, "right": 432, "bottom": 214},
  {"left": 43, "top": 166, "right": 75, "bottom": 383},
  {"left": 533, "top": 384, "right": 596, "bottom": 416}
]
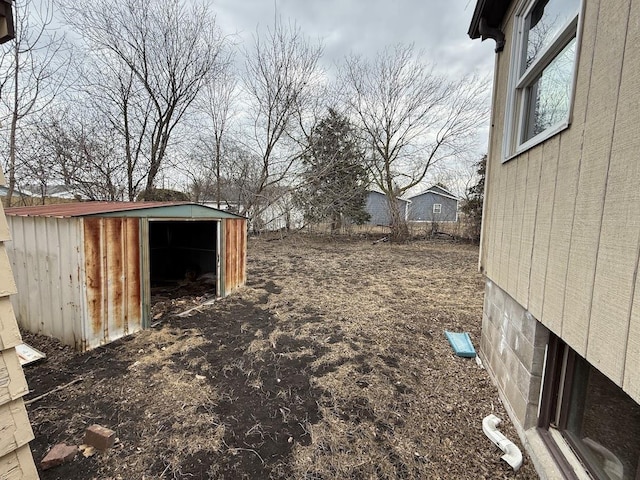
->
[
  {"left": 0, "top": 173, "right": 37, "bottom": 476},
  {"left": 365, "top": 191, "right": 409, "bottom": 226},
  {"left": 407, "top": 191, "right": 458, "bottom": 222},
  {"left": 481, "top": 0, "right": 640, "bottom": 401}
]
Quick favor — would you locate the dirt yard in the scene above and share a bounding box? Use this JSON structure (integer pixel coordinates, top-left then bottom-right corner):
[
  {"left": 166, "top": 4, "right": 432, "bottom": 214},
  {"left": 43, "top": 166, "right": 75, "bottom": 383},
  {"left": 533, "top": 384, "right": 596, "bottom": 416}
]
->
[{"left": 22, "top": 235, "right": 538, "bottom": 479}]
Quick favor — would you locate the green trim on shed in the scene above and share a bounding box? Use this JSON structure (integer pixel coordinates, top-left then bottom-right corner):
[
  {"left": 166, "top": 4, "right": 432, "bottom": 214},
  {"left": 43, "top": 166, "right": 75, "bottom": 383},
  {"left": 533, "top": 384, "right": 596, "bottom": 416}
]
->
[{"left": 92, "top": 204, "right": 244, "bottom": 219}]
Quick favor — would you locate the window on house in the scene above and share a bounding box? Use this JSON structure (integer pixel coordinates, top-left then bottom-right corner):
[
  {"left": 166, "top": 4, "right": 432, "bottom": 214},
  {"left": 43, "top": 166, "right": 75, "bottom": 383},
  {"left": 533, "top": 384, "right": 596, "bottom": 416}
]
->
[
  {"left": 539, "top": 334, "right": 640, "bottom": 479},
  {"left": 506, "top": 0, "right": 582, "bottom": 157},
  {"left": 433, "top": 204, "right": 442, "bottom": 214}
]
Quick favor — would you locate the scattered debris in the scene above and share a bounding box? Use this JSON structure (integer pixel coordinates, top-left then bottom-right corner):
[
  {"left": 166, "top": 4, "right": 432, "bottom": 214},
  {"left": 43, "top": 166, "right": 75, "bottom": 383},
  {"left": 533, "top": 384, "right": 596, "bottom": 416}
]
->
[
  {"left": 444, "top": 331, "right": 477, "bottom": 358},
  {"left": 84, "top": 424, "right": 116, "bottom": 451},
  {"left": 482, "top": 414, "right": 523, "bottom": 471},
  {"left": 79, "top": 444, "right": 97, "bottom": 458},
  {"left": 41, "top": 443, "right": 78, "bottom": 470},
  {"left": 25, "top": 377, "right": 83, "bottom": 406},
  {"left": 15, "top": 342, "right": 46, "bottom": 366},
  {"left": 372, "top": 236, "right": 389, "bottom": 245}
]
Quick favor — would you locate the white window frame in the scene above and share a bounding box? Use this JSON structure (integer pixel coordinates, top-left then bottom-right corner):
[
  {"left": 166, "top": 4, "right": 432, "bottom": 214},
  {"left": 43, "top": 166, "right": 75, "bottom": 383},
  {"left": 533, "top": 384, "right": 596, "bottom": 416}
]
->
[
  {"left": 502, "top": 0, "right": 584, "bottom": 162},
  {"left": 433, "top": 203, "right": 442, "bottom": 214}
]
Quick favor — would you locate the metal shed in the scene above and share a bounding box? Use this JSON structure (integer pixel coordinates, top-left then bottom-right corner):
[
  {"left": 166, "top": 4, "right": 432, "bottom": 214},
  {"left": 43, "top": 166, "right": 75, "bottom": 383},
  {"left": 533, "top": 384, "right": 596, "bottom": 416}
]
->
[{"left": 4, "top": 202, "right": 247, "bottom": 351}]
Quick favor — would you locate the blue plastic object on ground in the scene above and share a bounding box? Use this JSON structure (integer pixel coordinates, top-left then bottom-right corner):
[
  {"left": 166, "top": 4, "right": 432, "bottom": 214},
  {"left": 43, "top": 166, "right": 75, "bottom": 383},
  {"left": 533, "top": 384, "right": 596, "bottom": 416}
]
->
[{"left": 444, "top": 331, "right": 476, "bottom": 358}]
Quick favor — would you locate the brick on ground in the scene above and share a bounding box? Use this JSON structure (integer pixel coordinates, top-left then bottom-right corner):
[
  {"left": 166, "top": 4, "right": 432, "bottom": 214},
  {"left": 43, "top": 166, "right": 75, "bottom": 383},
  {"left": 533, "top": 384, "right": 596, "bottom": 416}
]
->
[{"left": 84, "top": 424, "right": 116, "bottom": 451}]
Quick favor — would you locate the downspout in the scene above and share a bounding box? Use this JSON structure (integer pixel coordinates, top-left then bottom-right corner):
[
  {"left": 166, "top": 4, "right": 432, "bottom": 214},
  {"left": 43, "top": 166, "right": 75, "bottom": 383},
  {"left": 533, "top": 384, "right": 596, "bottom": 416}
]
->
[{"left": 482, "top": 414, "right": 523, "bottom": 471}]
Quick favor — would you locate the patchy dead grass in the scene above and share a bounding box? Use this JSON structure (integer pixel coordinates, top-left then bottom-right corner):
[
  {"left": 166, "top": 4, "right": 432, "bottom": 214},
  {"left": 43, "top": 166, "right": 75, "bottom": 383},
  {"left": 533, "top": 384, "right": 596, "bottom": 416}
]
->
[{"left": 23, "top": 235, "right": 537, "bottom": 479}]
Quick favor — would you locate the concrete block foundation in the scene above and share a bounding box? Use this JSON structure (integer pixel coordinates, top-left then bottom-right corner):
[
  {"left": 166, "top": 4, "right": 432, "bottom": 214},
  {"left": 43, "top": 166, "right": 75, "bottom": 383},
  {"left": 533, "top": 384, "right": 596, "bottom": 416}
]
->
[{"left": 480, "top": 280, "right": 549, "bottom": 431}]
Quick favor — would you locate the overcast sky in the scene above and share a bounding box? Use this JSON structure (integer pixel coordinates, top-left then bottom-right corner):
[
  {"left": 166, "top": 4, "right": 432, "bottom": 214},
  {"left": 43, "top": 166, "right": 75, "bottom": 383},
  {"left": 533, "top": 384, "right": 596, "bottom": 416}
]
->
[
  {"left": 212, "top": 0, "right": 496, "bottom": 185},
  {"left": 212, "top": 0, "right": 497, "bottom": 79}
]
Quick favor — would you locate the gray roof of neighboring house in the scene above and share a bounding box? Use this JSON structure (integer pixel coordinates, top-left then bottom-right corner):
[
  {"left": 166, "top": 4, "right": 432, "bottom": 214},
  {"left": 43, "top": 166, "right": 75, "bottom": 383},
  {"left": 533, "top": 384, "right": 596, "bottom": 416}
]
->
[
  {"left": 409, "top": 185, "right": 459, "bottom": 201},
  {"left": 367, "top": 189, "right": 412, "bottom": 203}
]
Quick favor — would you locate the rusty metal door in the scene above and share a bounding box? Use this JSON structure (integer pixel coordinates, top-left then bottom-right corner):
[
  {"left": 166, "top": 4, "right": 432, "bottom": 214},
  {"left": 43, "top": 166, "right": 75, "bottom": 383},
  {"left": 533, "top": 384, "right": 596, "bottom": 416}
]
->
[{"left": 83, "top": 217, "right": 143, "bottom": 349}]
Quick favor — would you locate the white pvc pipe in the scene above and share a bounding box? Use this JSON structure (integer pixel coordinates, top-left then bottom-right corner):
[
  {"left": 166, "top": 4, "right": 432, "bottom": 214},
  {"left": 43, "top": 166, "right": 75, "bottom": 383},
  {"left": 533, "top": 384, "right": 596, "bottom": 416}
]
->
[{"left": 482, "top": 414, "right": 523, "bottom": 471}]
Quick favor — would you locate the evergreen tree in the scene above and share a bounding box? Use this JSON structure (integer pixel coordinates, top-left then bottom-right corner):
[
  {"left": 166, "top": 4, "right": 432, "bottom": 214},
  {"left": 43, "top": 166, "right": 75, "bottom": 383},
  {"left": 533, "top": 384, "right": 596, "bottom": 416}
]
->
[
  {"left": 298, "top": 109, "right": 370, "bottom": 233},
  {"left": 462, "top": 155, "right": 486, "bottom": 242}
]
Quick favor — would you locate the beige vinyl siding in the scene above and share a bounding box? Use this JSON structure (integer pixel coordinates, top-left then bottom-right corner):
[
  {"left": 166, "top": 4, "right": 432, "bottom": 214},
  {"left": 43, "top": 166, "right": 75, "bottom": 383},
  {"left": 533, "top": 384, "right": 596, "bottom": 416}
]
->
[
  {"left": 563, "top": 0, "right": 631, "bottom": 359},
  {"left": 0, "top": 399, "right": 33, "bottom": 458},
  {"left": 481, "top": 0, "right": 640, "bottom": 400},
  {"left": 481, "top": 1, "right": 517, "bottom": 282},
  {"left": 619, "top": 0, "right": 640, "bottom": 400},
  {"left": 516, "top": 146, "right": 542, "bottom": 304},
  {"left": 527, "top": 137, "right": 559, "bottom": 320},
  {"left": 0, "top": 298, "right": 21, "bottom": 352},
  {"left": 0, "top": 444, "right": 38, "bottom": 479},
  {"left": 0, "top": 205, "right": 37, "bottom": 478},
  {"left": 507, "top": 155, "right": 527, "bottom": 295},
  {"left": 587, "top": 0, "right": 638, "bottom": 382}
]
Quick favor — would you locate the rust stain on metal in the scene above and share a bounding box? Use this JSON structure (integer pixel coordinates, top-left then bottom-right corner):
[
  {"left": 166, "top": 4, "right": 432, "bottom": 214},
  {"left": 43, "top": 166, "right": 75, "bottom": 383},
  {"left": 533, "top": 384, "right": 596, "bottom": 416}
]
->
[
  {"left": 83, "top": 217, "right": 142, "bottom": 345},
  {"left": 125, "top": 218, "right": 141, "bottom": 327},
  {"left": 83, "top": 218, "right": 104, "bottom": 337},
  {"left": 224, "top": 219, "right": 247, "bottom": 295},
  {"left": 105, "top": 219, "right": 124, "bottom": 331}
]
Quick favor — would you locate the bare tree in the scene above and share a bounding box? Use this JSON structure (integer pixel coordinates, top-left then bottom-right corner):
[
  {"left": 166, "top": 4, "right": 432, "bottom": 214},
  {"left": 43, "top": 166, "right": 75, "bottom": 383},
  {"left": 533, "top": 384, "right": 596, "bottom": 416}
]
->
[
  {"left": 340, "top": 44, "right": 489, "bottom": 241},
  {"left": 62, "top": 0, "right": 227, "bottom": 199},
  {"left": 240, "top": 19, "right": 323, "bottom": 221},
  {"left": 197, "top": 54, "right": 238, "bottom": 208},
  {"left": 35, "top": 108, "right": 128, "bottom": 201},
  {"left": 0, "top": 0, "right": 70, "bottom": 206}
]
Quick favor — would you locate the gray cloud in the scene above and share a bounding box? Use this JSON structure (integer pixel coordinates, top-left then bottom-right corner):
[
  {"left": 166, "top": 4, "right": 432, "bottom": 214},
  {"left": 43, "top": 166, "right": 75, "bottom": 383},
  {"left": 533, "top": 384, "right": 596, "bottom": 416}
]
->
[{"left": 213, "top": 0, "right": 496, "bottom": 78}]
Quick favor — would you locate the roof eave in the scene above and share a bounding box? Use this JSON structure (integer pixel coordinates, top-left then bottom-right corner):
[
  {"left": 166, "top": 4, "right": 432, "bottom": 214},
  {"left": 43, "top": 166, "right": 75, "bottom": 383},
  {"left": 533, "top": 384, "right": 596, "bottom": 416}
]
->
[{"left": 468, "top": 0, "right": 512, "bottom": 52}]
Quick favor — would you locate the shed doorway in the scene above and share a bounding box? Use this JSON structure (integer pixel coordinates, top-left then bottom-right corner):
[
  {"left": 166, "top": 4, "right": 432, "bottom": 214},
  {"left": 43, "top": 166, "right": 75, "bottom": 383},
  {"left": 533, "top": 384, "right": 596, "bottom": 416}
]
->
[{"left": 148, "top": 220, "right": 220, "bottom": 297}]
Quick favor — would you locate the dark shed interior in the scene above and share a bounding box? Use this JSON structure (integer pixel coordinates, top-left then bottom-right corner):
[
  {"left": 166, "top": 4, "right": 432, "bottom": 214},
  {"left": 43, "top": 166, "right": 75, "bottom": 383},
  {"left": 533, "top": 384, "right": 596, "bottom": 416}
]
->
[{"left": 149, "top": 220, "right": 218, "bottom": 292}]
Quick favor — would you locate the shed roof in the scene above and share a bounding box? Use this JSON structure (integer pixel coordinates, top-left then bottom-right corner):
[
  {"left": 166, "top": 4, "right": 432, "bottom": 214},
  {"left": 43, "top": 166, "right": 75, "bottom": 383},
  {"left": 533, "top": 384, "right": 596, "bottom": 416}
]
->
[{"left": 5, "top": 201, "right": 246, "bottom": 219}]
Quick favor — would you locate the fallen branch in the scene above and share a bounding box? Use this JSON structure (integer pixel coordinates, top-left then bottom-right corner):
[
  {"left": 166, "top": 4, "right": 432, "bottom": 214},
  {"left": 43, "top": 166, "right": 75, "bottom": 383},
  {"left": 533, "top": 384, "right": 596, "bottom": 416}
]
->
[{"left": 24, "top": 378, "right": 83, "bottom": 406}]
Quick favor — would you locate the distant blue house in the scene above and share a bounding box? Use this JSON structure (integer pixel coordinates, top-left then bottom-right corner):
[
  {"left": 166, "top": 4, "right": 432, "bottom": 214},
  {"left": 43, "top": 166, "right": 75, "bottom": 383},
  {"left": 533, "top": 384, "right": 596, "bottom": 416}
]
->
[
  {"left": 408, "top": 185, "right": 459, "bottom": 223},
  {"left": 364, "top": 190, "right": 411, "bottom": 226}
]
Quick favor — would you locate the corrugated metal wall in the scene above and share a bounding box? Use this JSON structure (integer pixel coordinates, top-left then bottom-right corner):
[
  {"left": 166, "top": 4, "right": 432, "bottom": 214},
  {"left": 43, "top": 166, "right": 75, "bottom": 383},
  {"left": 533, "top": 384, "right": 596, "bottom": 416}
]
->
[
  {"left": 9, "top": 216, "right": 84, "bottom": 347},
  {"left": 83, "top": 217, "right": 143, "bottom": 350},
  {"left": 8, "top": 212, "right": 245, "bottom": 352},
  {"left": 224, "top": 218, "right": 247, "bottom": 295}
]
